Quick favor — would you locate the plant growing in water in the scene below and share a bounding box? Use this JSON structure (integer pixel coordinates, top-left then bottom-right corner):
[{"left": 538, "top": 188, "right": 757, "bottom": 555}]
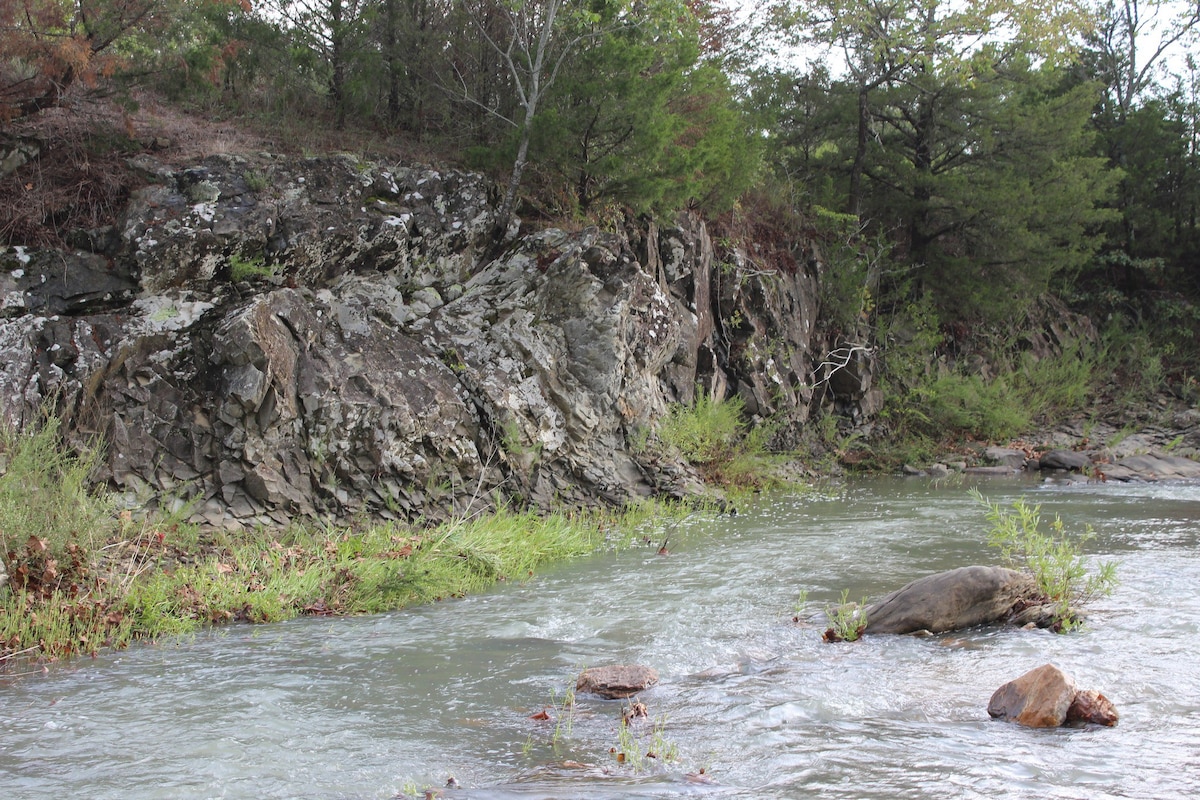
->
[
  {"left": 613, "top": 703, "right": 678, "bottom": 771},
  {"left": 971, "top": 488, "right": 1118, "bottom": 630},
  {"left": 823, "top": 588, "right": 868, "bottom": 642}
]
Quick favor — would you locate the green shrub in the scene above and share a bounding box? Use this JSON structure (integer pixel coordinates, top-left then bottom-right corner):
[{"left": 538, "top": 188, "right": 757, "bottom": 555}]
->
[
  {"left": 972, "top": 488, "right": 1117, "bottom": 630},
  {"left": 822, "top": 588, "right": 867, "bottom": 642},
  {"left": 658, "top": 393, "right": 747, "bottom": 465},
  {"left": 656, "top": 393, "right": 782, "bottom": 489}
]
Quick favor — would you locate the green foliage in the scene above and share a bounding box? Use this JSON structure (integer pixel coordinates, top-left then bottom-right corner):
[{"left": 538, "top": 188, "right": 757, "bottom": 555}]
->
[
  {"left": 822, "top": 589, "right": 867, "bottom": 642},
  {"left": 972, "top": 489, "right": 1118, "bottom": 630},
  {"left": 871, "top": 291, "right": 1100, "bottom": 463},
  {"left": 659, "top": 393, "right": 748, "bottom": 466},
  {"left": 228, "top": 252, "right": 275, "bottom": 282},
  {"left": 814, "top": 211, "right": 885, "bottom": 334},
  {"left": 515, "top": 0, "right": 759, "bottom": 216},
  {"left": 0, "top": 415, "right": 114, "bottom": 573},
  {"left": 242, "top": 169, "right": 270, "bottom": 192},
  {"left": 654, "top": 393, "right": 782, "bottom": 489}
]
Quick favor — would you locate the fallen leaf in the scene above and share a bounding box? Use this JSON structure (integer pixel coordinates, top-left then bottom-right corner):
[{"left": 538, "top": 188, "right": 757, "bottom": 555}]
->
[{"left": 215, "top": 562, "right": 234, "bottom": 574}]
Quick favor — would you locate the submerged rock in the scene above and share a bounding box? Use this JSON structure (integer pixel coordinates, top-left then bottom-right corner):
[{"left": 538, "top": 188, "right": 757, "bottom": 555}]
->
[
  {"left": 575, "top": 665, "right": 659, "bottom": 699},
  {"left": 863, "top": 566, "right": 1040, "bottom": 635},
  {"left": 988, "top": 664, "right": 1118, "bottom": 728}
]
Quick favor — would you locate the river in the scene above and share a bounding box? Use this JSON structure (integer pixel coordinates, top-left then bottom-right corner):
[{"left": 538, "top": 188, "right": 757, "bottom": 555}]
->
[{"left": 2, "top": 476, "right": 1198, "bottom": 799}]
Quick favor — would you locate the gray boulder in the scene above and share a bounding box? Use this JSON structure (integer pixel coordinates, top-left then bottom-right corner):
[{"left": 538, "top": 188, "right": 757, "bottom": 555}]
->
[
  {"left": 1038, "top": 450, "right": 1093, "bottom": 471},
  {"left": 863, "top": 565, "right": 1040, "bottom": 634},
  {"left": 1098, "top": 454, "right": 1200, "bottom": 482},
  {"left": 983, "top": 446, "right": 1027, "bottom": 469}
]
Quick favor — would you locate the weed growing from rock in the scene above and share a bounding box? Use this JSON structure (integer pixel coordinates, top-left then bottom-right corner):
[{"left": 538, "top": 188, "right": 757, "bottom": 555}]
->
[
  {"left": 971, "top": 488, "right": 1118, "bottom": 630},
  {"left": 228, "top": 252, "right": 275, "bottom": 282},
  {"left": 823, "top": 589, "right": 868, "bottom": 642}
]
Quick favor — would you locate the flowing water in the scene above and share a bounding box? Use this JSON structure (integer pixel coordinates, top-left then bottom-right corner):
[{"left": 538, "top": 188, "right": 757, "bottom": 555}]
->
[{"left": 3, "top": 476, "right": 1200, "bottom": 799}]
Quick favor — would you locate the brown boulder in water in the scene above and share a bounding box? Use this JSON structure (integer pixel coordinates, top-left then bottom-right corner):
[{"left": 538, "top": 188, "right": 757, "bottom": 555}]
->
[
  {"left": 575, "top": 665, "right": 659, "bottom": 699},
  {"left": 988, "top": 663, "right": 1077, "bottom": 727},
  {"left": 1066, "top": 689, "right": 1119, "bottom": 727},
  {"left": 989, "top": 664, "right": 1119, "bottom": 728}
]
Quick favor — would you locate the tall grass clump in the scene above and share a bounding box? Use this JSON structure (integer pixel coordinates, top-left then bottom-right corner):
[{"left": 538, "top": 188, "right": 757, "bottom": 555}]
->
[
  {"left": 0, "top": 415, "right": 115, "bottom": 568},
  {"left": 0, "top": 416, "right": 130, "bottom": 661},
  {"left": 656, "top": 393, "right": 779, "bottom": 488},
  {"left": 972, "top": 488, "right": 1117, "bottom": 630}
]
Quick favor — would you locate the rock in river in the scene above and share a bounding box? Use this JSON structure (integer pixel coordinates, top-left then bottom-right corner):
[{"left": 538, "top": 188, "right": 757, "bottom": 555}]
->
[
  {"left": 988, "top": 664, "right": 1118, "bottom": 728},
  {"left": 987, "top": 663, "right": 1078, "bottom": 727},
  {"left": 575, "top": 665, "right": 659, "bottom": 699},
  {"left": 863, "top": 565, "right": 1040, "bottom": 635}
]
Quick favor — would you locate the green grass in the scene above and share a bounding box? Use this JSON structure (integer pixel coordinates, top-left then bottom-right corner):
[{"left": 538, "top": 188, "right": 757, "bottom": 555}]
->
[
  {"left": 228, "top": 252, "right": 276, "bottom": 282},
  {"left": 655, "top": 393, "right": 784, "bottom": 489},
  {"left": 0, "top": 414, "right": 115, "bottom": 566}
]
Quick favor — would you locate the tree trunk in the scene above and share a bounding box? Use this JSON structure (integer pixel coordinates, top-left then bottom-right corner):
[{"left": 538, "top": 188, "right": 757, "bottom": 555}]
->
[{"left": 849, "top": 83, "right": 870, "bottom": 217}]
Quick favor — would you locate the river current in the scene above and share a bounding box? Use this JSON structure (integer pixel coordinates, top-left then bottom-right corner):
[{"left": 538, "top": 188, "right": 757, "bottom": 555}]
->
[{"left": 2, "top": 476, "right": 1198, "bottom": 799}]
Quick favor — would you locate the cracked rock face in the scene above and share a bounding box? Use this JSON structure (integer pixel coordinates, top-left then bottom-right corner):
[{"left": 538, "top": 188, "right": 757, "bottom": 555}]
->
[{"left": 0, "top": 154, "right": 830, "bottom": 527}]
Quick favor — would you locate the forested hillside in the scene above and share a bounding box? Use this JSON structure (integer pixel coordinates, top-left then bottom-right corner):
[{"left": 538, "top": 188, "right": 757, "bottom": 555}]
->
[{"left": 3, "top": 0, "right": 1200, "bottom": 460}]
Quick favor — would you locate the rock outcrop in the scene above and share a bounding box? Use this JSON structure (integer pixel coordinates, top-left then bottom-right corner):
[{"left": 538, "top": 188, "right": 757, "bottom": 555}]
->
[
  {"left": 0, "top": 153, "right": 841, "bottom": 526},
  {"left": 1034, "top": 449, "right": 1200, "bottom": 482},
  {"left": 575, "top": 665, "right": 659, "bottom": 699},
  {"left": 863, "top": 566, "right": 1041, "bottom": 635},
  {"left": 988, "top": 664, "right": 1118, "bottom": 728}
]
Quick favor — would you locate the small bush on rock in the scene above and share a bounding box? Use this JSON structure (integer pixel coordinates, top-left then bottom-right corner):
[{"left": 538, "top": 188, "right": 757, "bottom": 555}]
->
[{"left": 972, "top": 489, "right": 1118, "bottom": 630}]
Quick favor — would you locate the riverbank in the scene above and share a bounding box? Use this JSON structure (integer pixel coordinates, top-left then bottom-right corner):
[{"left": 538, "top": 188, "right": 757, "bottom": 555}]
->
[
  {"left": 7, "top": 395, "right": 1200, "bottom": 671},
  {"left": 0, "top": 440, "right": 697, "bottom": 667}
]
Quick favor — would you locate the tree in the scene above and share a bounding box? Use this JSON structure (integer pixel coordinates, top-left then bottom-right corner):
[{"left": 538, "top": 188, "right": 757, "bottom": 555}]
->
[
  {"left": 528, "top": 0, "right": 758, "bottom": 214},
  {"left": 767, "top": 1, "right": 1114, "bottom": 320},
  {"left": 1, "top": 0, "right": 169, "bottom": 122},
  {"left": 259, "top": 0, "right": 374, "bottom": 128},
  {"left": 447, "top": 0, "right": 615, "bottom": 233},
  {"left": 1087, "top": 0, "right": 1200, "bottom": 124},
  {"left": 783, "top": 0, "right": 1095, "bottom": 215},
  {"left": 1077, "top": 1, "right": 1200, "bottom": 261}
]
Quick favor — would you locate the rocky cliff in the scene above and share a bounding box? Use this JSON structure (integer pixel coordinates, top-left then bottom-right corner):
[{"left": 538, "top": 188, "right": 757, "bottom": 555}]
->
[{"left": 0, "top": 153, "right": 857, "bottom": 527}]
